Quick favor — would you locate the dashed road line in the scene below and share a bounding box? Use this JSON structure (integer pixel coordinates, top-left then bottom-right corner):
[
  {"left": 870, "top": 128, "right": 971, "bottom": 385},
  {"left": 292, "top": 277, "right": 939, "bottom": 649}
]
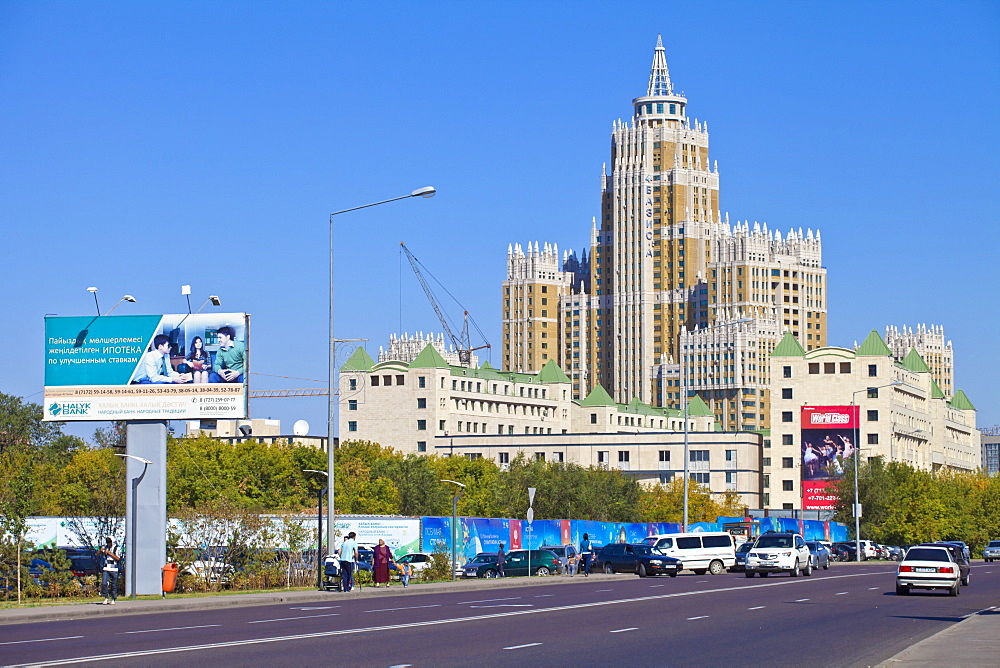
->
[
  {"left": 123, "top": 625, "right": 221, "bottom": 634},
  {"left": 687, "top": 615, "right": 709, "bottom": 620},
  {"left": 248, "top": 613, "right": 341, "bottom": 624},
  {"left": 0, "top": 636, "right": 83, "bottom": 646},
  {"left": 457, "top": 596, "right": 521, "bottom": 604},
  {"left": 748, "top": 606, "right": 766, "bottom": 610},
  {"left": 504, "top": 642, "right": 542, "bottom": 650},
  {"left": 794, "top": 598, "right": 810, "bottom": 602},
  {"left": 365, "top": 605, "right": 441, "bottom": 613},
  {"left": 835, "top": 592, "right": 848, "bottom": 595},
  {"left": 290, "top": 606, "right": 339, "bottom": 610},
  {"left": 610, "top": 627, "right": 637, "bottom": 633}
]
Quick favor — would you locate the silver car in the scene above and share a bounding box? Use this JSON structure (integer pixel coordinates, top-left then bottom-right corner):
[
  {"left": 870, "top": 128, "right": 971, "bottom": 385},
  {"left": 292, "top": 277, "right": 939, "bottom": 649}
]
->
[{"left": 984, "top": 539, "right": 1000, "bottom": 562}]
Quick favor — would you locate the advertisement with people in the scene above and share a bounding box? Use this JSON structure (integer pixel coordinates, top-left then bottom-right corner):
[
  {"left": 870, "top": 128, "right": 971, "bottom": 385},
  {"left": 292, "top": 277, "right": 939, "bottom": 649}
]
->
[
  {"left": 43, "top": 313, "right": 249, "bottom": 421},
  {"left": 800, "top": 405, "right": 859, "bottom": 510}
]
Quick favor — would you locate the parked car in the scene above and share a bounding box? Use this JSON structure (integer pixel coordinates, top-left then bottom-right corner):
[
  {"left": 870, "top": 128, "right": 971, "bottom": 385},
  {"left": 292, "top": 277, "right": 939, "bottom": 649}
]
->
[
  {"left": 461, "top": 549, "right": 559, "bottom": 578},
  {"left": 394, "top": 552, "right": 432, "bottom": 574},
  {"left": 730, "top": 541, "right": 753, "bottom": 573},
  {"left": 884, "top": 545, "right": 905, "bottom": 561},
  {"left": 594, "top": 542, "right": 681, "bottom": 576},
  {"left": 539, "top": 544, "right": 578, "bottom": 574},
  {"left": 983, "top": 539, "right": 1000, "bottom": 562},
  {"left": 857, "top": 540, "right": 879, "bottom": 560},
  {"left": 745, "top": 532, "right": 812, "bottom": 578},
  {"left": 920, "top": 543, "right": 971, "bottom": 586},
  {"left": 642, "top": 532, "right": 735, "bottom": 575},
  {"left": 897, "top": 545, "right": 962, "bottom": 596},
  {"left": 831, "top": 542, "right": 858, "bottom": 562},
  {"left": 805, "top": 541, "right": 831, "bottom": 570}
]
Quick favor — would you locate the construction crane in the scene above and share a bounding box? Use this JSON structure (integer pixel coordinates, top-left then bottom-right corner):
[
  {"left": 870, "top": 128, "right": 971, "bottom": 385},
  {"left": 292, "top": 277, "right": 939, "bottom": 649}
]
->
[{"left": 400, "top": 242, "right": 491, "bottom": 366}]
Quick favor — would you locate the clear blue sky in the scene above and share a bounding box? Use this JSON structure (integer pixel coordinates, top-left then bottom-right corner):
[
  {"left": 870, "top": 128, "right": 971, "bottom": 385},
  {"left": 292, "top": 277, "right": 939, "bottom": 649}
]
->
[{"left": 3, "top": 1, "right": 998, "bottom": 439}]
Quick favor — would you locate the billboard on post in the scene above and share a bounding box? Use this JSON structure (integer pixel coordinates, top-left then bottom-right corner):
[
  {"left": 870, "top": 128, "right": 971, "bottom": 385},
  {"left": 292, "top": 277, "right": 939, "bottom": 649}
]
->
[
  {"left": 800, "top": 405, "right": 858, "bottom": 510},
  {"left": 43, "top": 313, "right": 249, "bottom": 421}
]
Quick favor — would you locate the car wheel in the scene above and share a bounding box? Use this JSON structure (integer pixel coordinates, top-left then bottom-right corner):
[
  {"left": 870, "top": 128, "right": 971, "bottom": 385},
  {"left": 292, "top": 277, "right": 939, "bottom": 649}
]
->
[
  {"left": 483, "top": 569, "right": 498, "bottom": 579},
  {"left": 535, "top": 567, "right": 550, "bottom": 576},
  {"left": 760, "top": 571, "right": 769, "bottom": 577},
  {"left": 638, "top": 564, "right": 647, "bottom": 578},
  {"left": 895, "top": 583, "right": 908, "bottom": 595},
  {"left": 745, "top": 570, "right": 755, "bottom": 578},
  {"left": 961, "top": 572, "right": 970, "bottom": 586},
  {"left": 950, "top": 582, "right": 960, "bottom": 597},
  {"left": 669, "top": 572, "right": 677, "bottom": 577},
  {"left": 604, "top": 563, "right": 614, "bottom": 574},
  {"left": 804, "top": 559, "right": 813, "bottom": 576},
  {"left": 693, "top": 569, "right": 706, "bottom": 575},
  {"left": 790, "top": 562, "right": 800, "bottom": 577},
  {"left": 708, "top": 560, "right": 724, "bottom": 575}
]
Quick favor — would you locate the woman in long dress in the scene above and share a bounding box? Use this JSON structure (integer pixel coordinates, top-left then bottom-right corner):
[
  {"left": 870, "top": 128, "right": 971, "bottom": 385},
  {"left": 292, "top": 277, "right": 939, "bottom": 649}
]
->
[{"left": 373, "top": 538, "right": 394, "bottom": 587}]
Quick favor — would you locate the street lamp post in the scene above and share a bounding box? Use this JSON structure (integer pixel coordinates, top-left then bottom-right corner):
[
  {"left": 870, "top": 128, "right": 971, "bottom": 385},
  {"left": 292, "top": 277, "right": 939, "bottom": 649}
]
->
[
  {"left": 304, "top": 470, "right": 329, "bottom": 590},
  {"left": 440, "top": 479, "right": 466, "bottom": 580},
  {"left": 326, "top": 187, "right": 436, "bottom": 555},
  {"left": 681, "top": 318, "right": 751, "bottom": 531},
  {"left": 851, "top": 381, "right": 902, "bottom": 561},
  {"left": 115, "top": 453, "right": 151, "bottom": 598}
]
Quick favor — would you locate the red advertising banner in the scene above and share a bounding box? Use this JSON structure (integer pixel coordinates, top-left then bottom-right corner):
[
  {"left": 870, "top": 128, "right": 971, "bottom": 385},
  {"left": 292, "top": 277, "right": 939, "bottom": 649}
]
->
[{"left": 800, "top": 405, "right": 859, "bottom": 510}]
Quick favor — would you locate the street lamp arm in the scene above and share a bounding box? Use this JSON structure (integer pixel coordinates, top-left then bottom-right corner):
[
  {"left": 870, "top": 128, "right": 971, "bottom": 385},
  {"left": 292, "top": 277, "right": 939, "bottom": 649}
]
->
[{"left": 330, "top": 187, "right": 436, "bottom": 218}]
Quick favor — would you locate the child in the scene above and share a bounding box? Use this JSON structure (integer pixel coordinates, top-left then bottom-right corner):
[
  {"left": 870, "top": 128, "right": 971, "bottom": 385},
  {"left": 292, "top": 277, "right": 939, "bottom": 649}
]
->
[{"left": 399, "top": 561, "right": 411, "bottom": 588}]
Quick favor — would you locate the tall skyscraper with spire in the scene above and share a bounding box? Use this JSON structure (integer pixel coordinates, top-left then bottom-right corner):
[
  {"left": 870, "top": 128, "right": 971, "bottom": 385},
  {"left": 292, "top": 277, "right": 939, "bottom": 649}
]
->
[{"left": 503, "top": 36, "right": 828, "bottom": 430}]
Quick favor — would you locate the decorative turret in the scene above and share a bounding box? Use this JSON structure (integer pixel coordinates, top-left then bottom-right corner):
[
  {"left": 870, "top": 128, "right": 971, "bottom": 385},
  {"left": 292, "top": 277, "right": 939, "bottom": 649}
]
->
[{"left": 632, "top": 35, "right": 688, "bottom": 123}]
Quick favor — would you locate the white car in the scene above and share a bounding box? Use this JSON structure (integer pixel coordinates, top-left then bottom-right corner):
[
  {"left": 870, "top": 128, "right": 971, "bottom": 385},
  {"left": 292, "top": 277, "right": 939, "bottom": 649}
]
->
[
  {"left": 983, "top": 540, "right": 1000, "bottom": 563},
  {"left": 896, "top": 545, "right": 961, "bottom": 596},
  {"left": 745, "top": 532, "right": 812, "bottom": 578},
  {"left": 394, "top": 552, "right": 433, "bottom": 574}
]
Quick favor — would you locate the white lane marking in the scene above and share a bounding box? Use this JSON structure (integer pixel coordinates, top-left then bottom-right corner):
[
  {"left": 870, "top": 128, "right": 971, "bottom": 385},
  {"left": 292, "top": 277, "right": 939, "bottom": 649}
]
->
[
  {"left": 0, "top": 636, "right": 83, "bottom": 646},
  {"left": 595, "top": 589, "right": 613, "bottom": 592},
  {"left": 468, "top": 604, "right": 533, "bottom": 608},
  {"left": 123, "top": 625, "right": 221, "bottom": 634},
  {"left": 248, "top": 613, "right": 341, "bottom": 623},
  {"left": 867, "top": 587, "right": 880, "bottom": 590},
  {"left": 290, "top": 606, "right": 339, "bottom": 610},
  {"left": 748, "top": 606, "right": 766, "bottom": 610},
  {"left": 835, "top": 592, "right": 848, "bottom": 595},
  {"left": 687, "top": 615, "right": 709, "bottom": 620},
  {"left": 696, "top": 580, "right": 708, "bottom": 583},
  {"left": 610, "top": 627, "right": 637, "bottom": 633},
  {"left": 365, "top": 605, "right": 441, "bottom": 613},
  {"left": 504, "top": 643, "right": 542, "bottom": 650},
  {"left": 534, "top": 594, "right": 554, "bottom": 597},
  {"left": 389, "top": 665, "right": 412, "bottom": 667},
  {"left": 11, "top": 571, "right": 890, "bottom": 667},
  {"left": 456, "top": 596, "right": 522, "bottom": 604},
  {"left": 649, "top": 584, "right": 665, "bottom": 588},
  {"left": 794, "top": 598, "right": 810, "bottom": 602}
]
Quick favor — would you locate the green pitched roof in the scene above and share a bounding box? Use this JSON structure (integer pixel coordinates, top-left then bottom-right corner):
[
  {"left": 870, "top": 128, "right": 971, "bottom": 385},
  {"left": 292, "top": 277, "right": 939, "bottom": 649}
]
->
[
  {"left": 949, "top": 389, "right": 976, "bottom": 411},
  {"left": 856, "top": 329, "right": 893, "bottom": 357},
  {"left": 536, "top": 358, "right": 571, "bottom": 383},
  {"left": 687, "top": 394, "right": 714, "bottom": 417},
  {"left": 901, "top": 348, "right": 931, "bottom": 373},
  {"left": 409, "top": 344, "right": 450, "bottom": 369},
  {"left": 341, "top": 347, "right": 375, "bottom": 371},
  {"left": 579, "top": 384, "right": 616, "bottom": 407},
  {"left": 771, "top": 331, "right": 805, "bottom": 357},
  {"left": 929, "top": 379, "right": 946, "bottom": 399}
]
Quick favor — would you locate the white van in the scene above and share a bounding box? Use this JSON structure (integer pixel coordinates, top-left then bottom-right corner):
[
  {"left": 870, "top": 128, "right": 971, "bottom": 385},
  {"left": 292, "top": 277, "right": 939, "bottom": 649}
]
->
[{"left": 643, "top": 532, "right": 736, "bottom": 575}]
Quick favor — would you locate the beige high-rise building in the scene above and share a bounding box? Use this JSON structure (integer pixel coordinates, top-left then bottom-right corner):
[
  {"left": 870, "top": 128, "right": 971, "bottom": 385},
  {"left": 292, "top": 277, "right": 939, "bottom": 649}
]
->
[
  {"left": 884, "top": 324, "right": 954, "bottom": 398},
  {"left": 501, "top": 36, "right": 828, "bottom": 431}
]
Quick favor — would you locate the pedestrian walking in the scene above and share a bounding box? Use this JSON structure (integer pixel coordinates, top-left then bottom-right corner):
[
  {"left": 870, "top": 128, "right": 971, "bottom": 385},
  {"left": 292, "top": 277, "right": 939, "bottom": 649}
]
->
[
  {"left": 339, "top": 532, "right": 359, "bottom": 592},
  {"left": 373, "top": 538, "right": 394, "bottom": 587},
  {"left": 399, "top": 561, "right": 411, "bottom": 588},
  {"left": 497, "top": 543, "right": 506, "bottom": 578},
  {"left": 579, "top": 533, "right": 593, "bottom": 577},
  {"left": 99, "top": 537, "right": 121, "bottom": 604}
]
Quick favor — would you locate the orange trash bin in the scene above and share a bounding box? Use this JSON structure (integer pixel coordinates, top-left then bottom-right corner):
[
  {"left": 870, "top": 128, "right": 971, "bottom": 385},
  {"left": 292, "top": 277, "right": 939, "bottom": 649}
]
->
[{"left": 161, "top": 563, "right": 179, "bottom": 593}]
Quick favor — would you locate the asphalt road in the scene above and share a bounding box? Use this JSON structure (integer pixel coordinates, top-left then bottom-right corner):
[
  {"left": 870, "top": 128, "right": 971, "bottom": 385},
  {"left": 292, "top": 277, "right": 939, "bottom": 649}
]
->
[{"left": 3, "top": 562, "right": 998, "bottom": 666}]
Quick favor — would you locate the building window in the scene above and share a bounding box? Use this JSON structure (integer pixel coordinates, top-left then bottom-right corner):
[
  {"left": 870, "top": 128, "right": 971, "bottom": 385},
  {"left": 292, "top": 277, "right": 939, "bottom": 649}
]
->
[
  {"left": 763, "top": 493, "right": 770, "bottom": 505},
  {"left": 782, "top": 365, "right": 792, "bottom": 378},
  {"left": 659, "top": 473, "right": 674, "bottom": 483},
  {"left": 659, "top": 450, "right": 670, "bottom": 462},
  {"left": 439, "top": 420, "right": 446, "bottom": 430},
  {"left": 782, "top": 480, "right": 794, "bottom": 491},
  {"left": 417, "top": 441, "right": 427, "bottom": 453},
  {"left": 782, "top": 434, "right": 794, "bottom": 445},
  {"left": 867, "top": 410, "right": 878, "bottom": 422},
  {"left": 824, "top": 363, "right": 836, "bottom": 374},
  {"left": 839, "top": 362, "right": 851, "bottom": 374},
  {"left": 782, "top": 503, "right": 794, "bottom": 510},
  {"left": 418, "top": 376, "right": 426, "bottom": 388},
  {"left": 417, "top": 420, "right": 427, "bottom": 430},
  {"left": 763, "top": 474, "right": 770, "bottom": 489},
  {"left": 348, "top": 399, "right": 358, "bottom": 411},
  {"left": 618, "top": 451, "right": 630, "bottom": 463},
  {"left": 781, "top": 411, "right": 793, "bottom": 423},
  {"left": 781, "top": 388, "right": 793, "bottom": 399},
  {"left": 691, "top": 472, "right": 710, "bottom": 484},
  {"left": 554, "top": 452, "right": 564, "bottom": 462},
  {"left": 348, "top": 421, "right": 358, "bottom": 432},
  {"left": 598, "top": 451, "right": 609, "bottom": 464},
  {"left": 762, "top": 457, "right": 771, "bottom": 467},
  {"left": 725, "top": 449, "right": 736, "bottom": 461},
  {"left": 590, "top": 413, "right": 598, "bottom": 424},
  {"left": 726, "top": 471, "right": 735, "bottom": 484},
  {"left": 808, "top": 363, "right": 819, "bottom": 374},
  {"left": 867, "top": 388, "right": 880, "bottom": 399},
  {"left": 417, "top": 398, "right": 427, "bottom": 409},
  {"left": 868, "top": 364, "right": 877, "bottom": 378},
  {"left": 466, "top": 453, "right": 482, "bottom": 461},
  {"left": 371, "top": 376, "right": 379, "bottom": 386},
  {"left": 396, "top": 375, "right": 405, "bottom": 385},
  {"left": 782, "top": 457, "right": 794, "bottom": 468},
  {"left": 690, "top": 450, "right": 709, "bottom": 462},
  {"left": 535, "top": 452, "right": 545, "bottom": 461},
  {"left": 349, "top": 378, "right": 357, "bottom": 391},
  {"left": 383, "top": 375, "right": 392, "bottom": 386},
  {"left": 498, "top": 452, "right": 509, "bottom": 464},
  {"left": 867, "top": 433, "right": 879, "bottom": 445}
]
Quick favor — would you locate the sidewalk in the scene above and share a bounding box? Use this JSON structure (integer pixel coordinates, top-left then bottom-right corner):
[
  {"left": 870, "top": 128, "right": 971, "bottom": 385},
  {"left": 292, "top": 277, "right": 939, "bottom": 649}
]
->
[{"left": 877, "top": 607, "right": 998, "bottom": 667}]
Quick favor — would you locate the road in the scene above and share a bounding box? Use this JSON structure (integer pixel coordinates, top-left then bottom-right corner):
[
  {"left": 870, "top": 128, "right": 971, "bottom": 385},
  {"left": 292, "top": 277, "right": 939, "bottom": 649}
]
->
[{"left": 3, "top": 562, "right": 997, "bottom": 666}]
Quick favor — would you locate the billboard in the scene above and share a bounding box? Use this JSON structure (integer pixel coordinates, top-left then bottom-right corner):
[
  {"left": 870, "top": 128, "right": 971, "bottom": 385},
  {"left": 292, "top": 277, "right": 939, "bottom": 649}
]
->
[
  {"left": 800, "top": 405, "right": 858, "bottom": 510},
  {"left": 44, "top": 313, "right": 249, "bottom": 421}
]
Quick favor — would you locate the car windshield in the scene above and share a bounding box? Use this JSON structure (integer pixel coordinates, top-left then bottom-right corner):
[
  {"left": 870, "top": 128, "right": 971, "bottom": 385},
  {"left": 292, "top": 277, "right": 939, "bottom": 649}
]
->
[
  {"left": 631, "top": 545, "right": 653, "bottom": 556},
  {"left": 737, "top": 543, "right": 753, "bottom": 554},
  {"left": 755, "top": 535, "right": 792, "bottom": 549},
  {"left": 468, "top": 554, "right": 496, "bottom": 564},
  {"left": 989, "top": 541, "right": 1000, "bottom": 548},
  {"left": 904, "top": 548, "right": 950, "bottom": 562}
]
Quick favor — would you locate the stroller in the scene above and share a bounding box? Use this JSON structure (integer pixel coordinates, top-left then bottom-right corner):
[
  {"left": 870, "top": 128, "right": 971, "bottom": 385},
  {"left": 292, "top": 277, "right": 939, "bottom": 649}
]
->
[{"left": 322, "top": 555, "right": 343, "bottom": 591}]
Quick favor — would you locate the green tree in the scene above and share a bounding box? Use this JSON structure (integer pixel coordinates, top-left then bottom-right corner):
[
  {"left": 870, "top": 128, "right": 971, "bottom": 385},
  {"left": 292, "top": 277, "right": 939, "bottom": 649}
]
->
[{"left": 0, "top": 393, "right": 64, "bottom": 455}]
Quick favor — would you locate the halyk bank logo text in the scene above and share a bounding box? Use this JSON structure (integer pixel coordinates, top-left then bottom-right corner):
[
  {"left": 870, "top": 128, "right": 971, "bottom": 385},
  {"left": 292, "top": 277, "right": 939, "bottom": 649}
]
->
[{"left": 50, "top": 402, "right": 91, "bottom": 416}]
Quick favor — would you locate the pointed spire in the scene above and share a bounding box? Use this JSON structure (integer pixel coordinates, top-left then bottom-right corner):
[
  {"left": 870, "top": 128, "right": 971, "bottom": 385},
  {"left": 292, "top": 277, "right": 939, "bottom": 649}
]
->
[{"left": 647, "top": 34, "right": 674, "bottom": 96}]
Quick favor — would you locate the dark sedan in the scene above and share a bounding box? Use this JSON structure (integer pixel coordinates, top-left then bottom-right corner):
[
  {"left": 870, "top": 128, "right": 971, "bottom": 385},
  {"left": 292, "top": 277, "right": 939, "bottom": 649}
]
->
[
  {"left": 731, "top": 541, "right": 753, "bottom": 572},
  {"left": 596, "top": 542, "right": 681, "bottom": 577}
]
